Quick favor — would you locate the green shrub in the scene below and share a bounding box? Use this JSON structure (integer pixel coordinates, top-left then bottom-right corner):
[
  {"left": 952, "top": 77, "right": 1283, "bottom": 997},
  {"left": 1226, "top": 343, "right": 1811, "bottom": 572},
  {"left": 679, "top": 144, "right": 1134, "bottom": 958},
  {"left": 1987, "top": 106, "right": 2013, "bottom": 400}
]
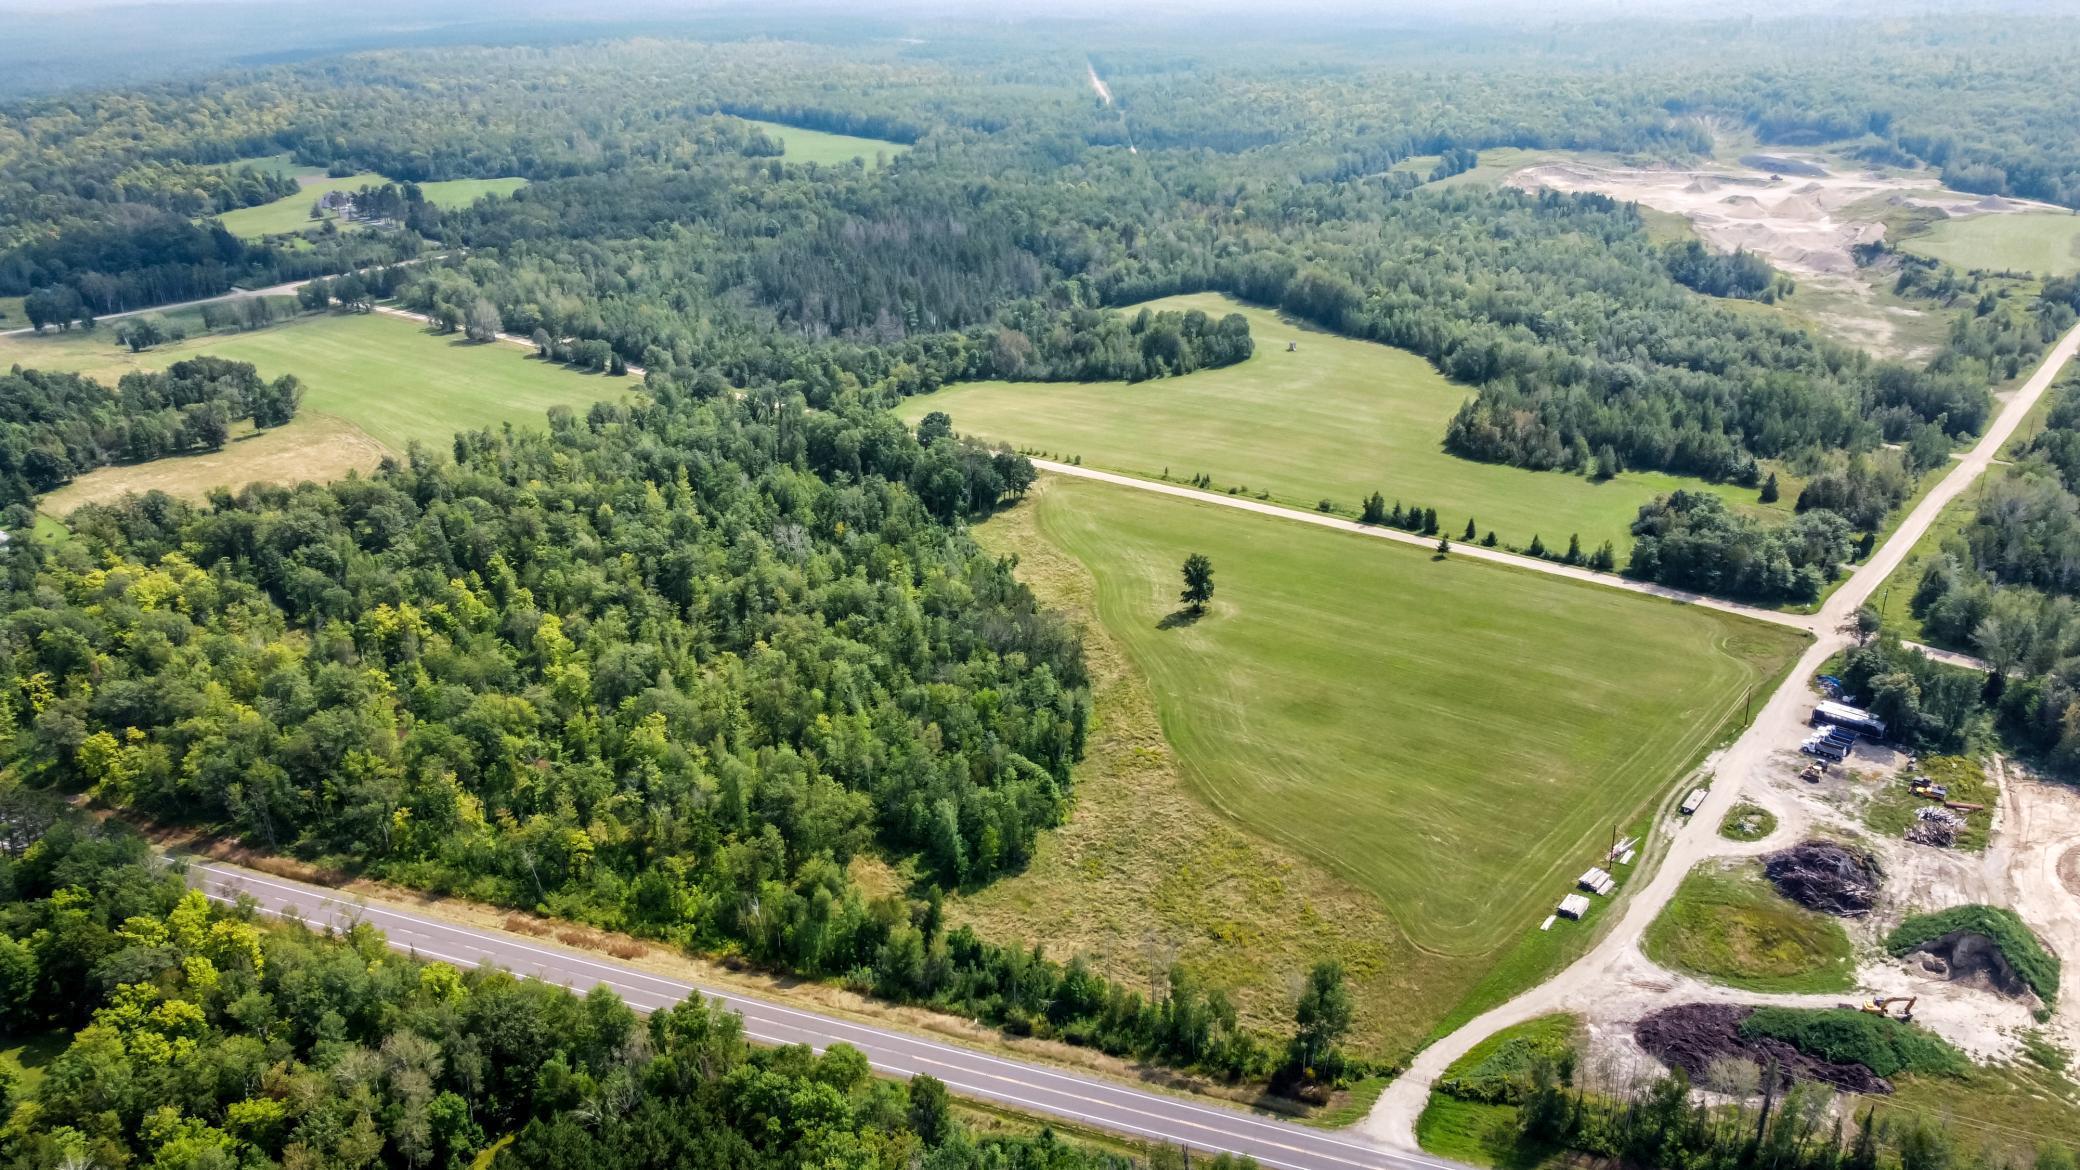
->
[
  {"left": 1885, "top": 905, "right": 2061, "bottom": 1003},
  {"left": 1436, "top": 1014, "right": 1578, "bottom": 1104},
  {"left": 1718, "top": 802, "right": 1778, "bottom": 842},
  {"left": 1738, "top": 1008, "right": 1967, "bottom": 1078}
]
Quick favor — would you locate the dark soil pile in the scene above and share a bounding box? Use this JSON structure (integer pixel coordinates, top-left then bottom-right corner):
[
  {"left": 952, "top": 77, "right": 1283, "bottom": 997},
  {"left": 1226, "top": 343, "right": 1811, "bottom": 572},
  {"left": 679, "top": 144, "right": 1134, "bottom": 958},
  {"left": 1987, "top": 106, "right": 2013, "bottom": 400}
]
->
[
  {"left": 1764, "top": 839, "right": 1883, "bottom": 916},
  {"left": 1634, "top": 1004, "right": 1892, "bottom": 1094}
]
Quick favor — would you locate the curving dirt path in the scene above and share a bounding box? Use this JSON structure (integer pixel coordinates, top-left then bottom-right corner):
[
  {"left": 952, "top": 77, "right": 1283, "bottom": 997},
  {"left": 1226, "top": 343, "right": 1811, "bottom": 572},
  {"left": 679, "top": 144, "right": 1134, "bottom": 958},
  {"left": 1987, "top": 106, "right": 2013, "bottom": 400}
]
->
[{"left": 1352, "top": 317, "right": 2080, "bottom": 1148}]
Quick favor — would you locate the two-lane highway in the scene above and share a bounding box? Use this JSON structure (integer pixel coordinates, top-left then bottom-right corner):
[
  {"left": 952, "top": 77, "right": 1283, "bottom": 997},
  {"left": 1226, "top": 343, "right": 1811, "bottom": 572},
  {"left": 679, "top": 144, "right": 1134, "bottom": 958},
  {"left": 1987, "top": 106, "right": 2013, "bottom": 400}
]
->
[{"left": 184, "top": 857, "right": 1460, "bottom": 1170}]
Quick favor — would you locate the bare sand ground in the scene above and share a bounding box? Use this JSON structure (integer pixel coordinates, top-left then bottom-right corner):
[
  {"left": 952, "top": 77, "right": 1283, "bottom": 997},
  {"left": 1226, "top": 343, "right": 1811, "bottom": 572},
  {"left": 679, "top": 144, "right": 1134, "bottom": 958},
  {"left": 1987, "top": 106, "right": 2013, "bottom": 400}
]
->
[{"left": 1510, "top": 155, "right": 2060, "bottom": 359}]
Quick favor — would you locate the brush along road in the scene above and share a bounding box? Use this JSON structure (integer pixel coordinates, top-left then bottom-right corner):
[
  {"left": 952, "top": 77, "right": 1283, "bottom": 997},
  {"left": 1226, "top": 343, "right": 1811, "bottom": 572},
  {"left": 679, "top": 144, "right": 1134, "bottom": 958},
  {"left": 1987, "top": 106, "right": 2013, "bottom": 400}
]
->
[{"left": 184, "top": 857, "right": 1452, "bottom": 1170}]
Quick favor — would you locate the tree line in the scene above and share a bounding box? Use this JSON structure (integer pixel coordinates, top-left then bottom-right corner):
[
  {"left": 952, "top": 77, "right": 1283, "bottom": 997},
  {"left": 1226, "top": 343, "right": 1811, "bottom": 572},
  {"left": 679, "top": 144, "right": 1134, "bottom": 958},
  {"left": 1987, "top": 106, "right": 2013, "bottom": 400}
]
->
[
  {"left": 0, "top": 807, "right": 1268, "bottom": 1170},
  {"left": 0, "top": 357, "right": 301, "bottom": 508}
]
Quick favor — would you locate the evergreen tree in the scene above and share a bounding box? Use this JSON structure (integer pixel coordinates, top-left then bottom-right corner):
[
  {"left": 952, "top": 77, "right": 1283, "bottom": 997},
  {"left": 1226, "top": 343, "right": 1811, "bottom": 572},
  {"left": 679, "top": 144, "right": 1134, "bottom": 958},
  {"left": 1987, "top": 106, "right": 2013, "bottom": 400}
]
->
[
  {"left": 1528, "top": 534, "right": 1547, "bottom": 558},
  {"left": 1362, "top": 492, "right": 1388, "bottom": 524},
  {"left": 1463, "top": 518, "right": 1477, "bottom": 541},
  {"left": 1761, "top": 471, "right": 1781, "bottom": 504}
]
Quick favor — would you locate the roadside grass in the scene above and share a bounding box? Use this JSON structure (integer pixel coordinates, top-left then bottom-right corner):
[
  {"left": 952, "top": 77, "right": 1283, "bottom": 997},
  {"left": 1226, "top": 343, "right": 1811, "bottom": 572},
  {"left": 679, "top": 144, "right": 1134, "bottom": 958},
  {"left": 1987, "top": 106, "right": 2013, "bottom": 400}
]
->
[
  {"left": 1642, "top": 860, "right": 1857, "bottom": 993},
  {"left": 1007, "top": 476, "right": 1806, "bottom": 1053},
  {"left": 2, "top": 310, "right": 631, "bottom": 507},
  {"left": 1720, "top": 802, "right": 1779, "bottom": 841},
  {"left": 1414, "top": 1098, "right": 1566, "bottom": 1170},
  {"left": 0, "top": 1030, "right": 69, "bottom": 1094},
  {"left": 207, "top": 154, "right": 527, "bottom": 238},
  {"left": 1868, "top": 471, "right": 1991, "bottom": 643},
  {"left": 902, "top": 293, "right": 1795, "bottom": 554},
  {"left": 960, "top": 480, "right": 1411, "bottom": 1056},
  {"left": 1899, "top": 211, "right": 2080, "bottom": 277},
  {"left": 740, "top": 118, "right": 910, "bottom": 168},
  {"left": 1862, "top": 756, "right": 1997, "bottom": 852},
  {"left": 1415, "top": 1014, "right": 1580, "bottom": 1169}
]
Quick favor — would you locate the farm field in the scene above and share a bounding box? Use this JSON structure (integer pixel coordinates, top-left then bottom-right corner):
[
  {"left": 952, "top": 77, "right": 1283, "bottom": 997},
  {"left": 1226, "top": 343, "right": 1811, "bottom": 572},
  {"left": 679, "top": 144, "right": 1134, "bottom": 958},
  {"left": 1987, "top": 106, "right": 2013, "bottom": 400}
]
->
[
  {"left": 901, "top": 294, "right": 1791, "bottom": 553},
  {"left": 740, "top": 118, "right": 910, "bottom": 167},
  {"left": 208, "top": 155, "right": 527, "bottom": 237},
  {"left": 1900, "top": 211, "right": 2080, "bottom": 276},
  {"left": 998, "top": 476, "right": 1807, "bottom": 1049},
  {"left": 3, "top": 310, "right": 631, "bottom": 508}
]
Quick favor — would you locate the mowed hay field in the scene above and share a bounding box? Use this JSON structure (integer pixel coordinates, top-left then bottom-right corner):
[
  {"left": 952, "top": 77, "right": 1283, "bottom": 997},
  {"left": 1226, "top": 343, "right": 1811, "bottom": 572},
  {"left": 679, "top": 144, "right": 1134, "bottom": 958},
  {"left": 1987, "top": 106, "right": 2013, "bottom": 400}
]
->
[
  {"left": 1900, "top": 210, "right": 2080, "bottom": 276},
  {"left": 978, "top": 476, "right": 1806, "bottom": 1051},
  {"left": 902, "top": 294, "right": 1788, "bottom": 553},
  {"left": 2, "top": 311, "right": 632, "bottom": 509},
  {"left": 741, "top": 119, "right": 910, "bottom": 167}
]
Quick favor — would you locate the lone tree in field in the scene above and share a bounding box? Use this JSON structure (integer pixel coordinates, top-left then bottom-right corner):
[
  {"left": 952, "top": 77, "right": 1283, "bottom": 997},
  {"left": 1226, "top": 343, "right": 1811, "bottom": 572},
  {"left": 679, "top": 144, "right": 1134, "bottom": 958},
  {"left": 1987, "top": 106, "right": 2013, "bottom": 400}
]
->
[
  {"left": 1180, "top": 554, "right": 1215, "bottom": 613},
  {"left": 1286, "top": 961, "right": 1353, "bottom": 1082},
  {"left": 1436, "top": 536, "right": 1451, "bottom": 557},
  {"left": 1761, "top": 472, "right": 1781, "bottom": 504}
]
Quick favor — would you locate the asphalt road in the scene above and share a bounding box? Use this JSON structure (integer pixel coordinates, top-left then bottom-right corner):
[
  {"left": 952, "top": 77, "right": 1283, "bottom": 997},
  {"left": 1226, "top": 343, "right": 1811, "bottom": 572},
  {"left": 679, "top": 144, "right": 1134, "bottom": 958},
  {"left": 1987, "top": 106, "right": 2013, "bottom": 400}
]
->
[{"left": 184, "top": 857, "right": 1459, "bottom": 1170}]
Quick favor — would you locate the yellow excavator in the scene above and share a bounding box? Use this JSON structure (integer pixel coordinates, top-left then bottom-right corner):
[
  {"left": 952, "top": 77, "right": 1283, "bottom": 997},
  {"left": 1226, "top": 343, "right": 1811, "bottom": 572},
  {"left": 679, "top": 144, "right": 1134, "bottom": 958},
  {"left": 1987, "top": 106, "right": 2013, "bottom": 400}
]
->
[{"left": 1858, "top": 996, "right": 1917, "bottom": 1021}]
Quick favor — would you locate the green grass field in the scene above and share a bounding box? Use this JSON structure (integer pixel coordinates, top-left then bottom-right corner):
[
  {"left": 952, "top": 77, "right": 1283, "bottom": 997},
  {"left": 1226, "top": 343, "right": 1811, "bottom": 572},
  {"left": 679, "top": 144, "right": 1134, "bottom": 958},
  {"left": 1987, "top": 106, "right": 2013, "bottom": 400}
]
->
[
  {"left": 208, "top": 156, "right": 527, "bottom": 238},
  {"left": 0, "top": 310, "right": 631, "bottom": 509},
  {"left": 1901, "top": 211, "right": 2080, "bottom": 277},
  {"left": 741, "top": 119, "right": 910, "bottom": 168},
  {"left": 1642, "top": 860, "right": 1856, "bottom": 993},
  {"left": 902, "top": 295, "right": 1791, "bottom": 553},
  {"left": 1022, "top": 477, "right": 1806, "bottom": 1028}
]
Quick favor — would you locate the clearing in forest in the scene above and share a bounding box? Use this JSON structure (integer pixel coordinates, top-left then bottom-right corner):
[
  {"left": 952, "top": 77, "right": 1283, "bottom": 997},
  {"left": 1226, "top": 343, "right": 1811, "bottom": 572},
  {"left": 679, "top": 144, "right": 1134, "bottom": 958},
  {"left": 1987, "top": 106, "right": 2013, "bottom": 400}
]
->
[
  {"left": 4, "top": 311, "right": 631, "bottom": 509},
  {"left": 1899, "top": 210, "right": 2080, "bottom": 277},
  {"left": 208, "top": 154, "right": 527, "bottom": 238},
  {"left": 993, "top": 476, "right": 1807, "bottom": 1050},
  {"left": 903, "top": 293, "right": 1786, "bottom": 553},
  {"left": 739, "top": 118, "right": 910, "bottom": 168}
]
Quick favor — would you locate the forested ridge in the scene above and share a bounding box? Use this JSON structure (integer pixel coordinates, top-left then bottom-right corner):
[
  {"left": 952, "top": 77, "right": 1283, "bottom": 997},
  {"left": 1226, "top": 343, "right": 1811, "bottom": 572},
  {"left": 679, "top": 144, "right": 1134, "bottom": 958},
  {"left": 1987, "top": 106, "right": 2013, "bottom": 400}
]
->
[{"left": 0, "top": 809, "right": 1252, "bottom": 1170}]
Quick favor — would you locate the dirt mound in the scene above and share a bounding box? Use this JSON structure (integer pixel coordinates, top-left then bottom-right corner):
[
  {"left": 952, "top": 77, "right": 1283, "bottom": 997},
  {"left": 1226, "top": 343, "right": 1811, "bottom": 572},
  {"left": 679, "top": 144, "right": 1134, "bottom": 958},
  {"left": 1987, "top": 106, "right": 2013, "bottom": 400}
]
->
[
  {"left": 1635, "top": 1004, "right": 1892, "bottom": 1094},
  {"left": 1765, "top": 839, "right": 1883, "bottom": 916},
  {"left": 1907, "top": 931, "right": 2038, "bottom": 1000},
  {"left": 2059, "top": 845, "right": 2080, "bottom": 897}
]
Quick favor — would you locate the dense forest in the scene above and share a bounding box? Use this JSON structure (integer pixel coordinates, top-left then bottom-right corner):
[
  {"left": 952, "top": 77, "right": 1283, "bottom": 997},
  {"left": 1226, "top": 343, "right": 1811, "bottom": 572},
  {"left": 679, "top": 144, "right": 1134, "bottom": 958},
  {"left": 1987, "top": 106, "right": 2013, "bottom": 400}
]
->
[
  {"left": 0, "top": 809, "right": 1256, "bottom": 1170},
  {"left": 0, "top": 364, "right": 1377, "bottom": 1084}
]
